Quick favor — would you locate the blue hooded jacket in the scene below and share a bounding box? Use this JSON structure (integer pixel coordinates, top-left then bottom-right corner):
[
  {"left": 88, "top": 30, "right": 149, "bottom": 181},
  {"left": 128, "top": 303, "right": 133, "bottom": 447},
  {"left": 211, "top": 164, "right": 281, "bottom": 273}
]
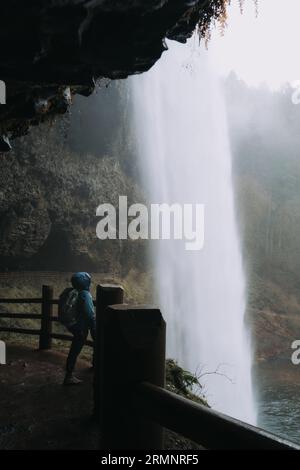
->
[{"left": 71, "top": 272, "right": 95, "bottom": 331}]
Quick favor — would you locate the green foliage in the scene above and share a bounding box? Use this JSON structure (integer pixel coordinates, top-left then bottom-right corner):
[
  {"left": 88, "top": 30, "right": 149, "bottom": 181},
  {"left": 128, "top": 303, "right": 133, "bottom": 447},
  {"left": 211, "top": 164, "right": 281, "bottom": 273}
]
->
[{"left": 166, "top": 359, "right": 208, "bottom": 406}]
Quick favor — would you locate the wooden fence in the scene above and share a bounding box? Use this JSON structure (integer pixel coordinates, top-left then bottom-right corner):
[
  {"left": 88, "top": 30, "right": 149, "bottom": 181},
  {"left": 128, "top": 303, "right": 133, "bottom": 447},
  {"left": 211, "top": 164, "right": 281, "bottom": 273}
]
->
[
  {"left": 0, "top": 285, "right": 93, "bottom": 349},
  {"left": 0, "top": 284, "right": 299, "bottom": 450}
]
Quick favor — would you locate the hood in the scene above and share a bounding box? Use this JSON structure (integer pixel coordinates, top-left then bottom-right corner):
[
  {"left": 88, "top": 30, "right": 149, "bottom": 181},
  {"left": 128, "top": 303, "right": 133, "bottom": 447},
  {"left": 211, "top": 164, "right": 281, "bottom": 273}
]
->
[{"left": 71, "top": 272, "right": 91, "bottom": 291}]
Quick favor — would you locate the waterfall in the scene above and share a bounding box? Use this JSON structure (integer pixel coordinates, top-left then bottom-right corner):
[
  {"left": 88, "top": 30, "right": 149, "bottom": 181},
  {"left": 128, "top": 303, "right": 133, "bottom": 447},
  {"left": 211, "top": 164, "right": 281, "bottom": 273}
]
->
[{"left": 130, "top": 37, "right": 256, "bottom": 424}]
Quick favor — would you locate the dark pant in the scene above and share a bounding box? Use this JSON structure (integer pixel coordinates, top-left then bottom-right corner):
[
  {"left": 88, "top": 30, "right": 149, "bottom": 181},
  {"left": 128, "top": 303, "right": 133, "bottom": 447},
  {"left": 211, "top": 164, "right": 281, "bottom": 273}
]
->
[{"left": 66, "top": 324, "right": 96, "bottom": 374}]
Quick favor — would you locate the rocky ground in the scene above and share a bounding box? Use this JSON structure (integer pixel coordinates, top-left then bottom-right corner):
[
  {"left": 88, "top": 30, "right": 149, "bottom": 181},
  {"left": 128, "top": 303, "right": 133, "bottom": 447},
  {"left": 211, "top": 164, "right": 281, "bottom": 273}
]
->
[
  {"left": 0, "top": 343, "right": 204, "bottom": 450},
  {"left": 0, "top": 343, "right": 98, "bottom": 450}
]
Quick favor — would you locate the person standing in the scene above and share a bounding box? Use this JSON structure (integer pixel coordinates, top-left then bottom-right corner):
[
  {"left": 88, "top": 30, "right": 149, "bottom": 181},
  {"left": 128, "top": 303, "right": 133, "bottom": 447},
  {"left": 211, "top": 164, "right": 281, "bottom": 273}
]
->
[{"left": 59, "top": 272, "right": 96, "bottom": 385}]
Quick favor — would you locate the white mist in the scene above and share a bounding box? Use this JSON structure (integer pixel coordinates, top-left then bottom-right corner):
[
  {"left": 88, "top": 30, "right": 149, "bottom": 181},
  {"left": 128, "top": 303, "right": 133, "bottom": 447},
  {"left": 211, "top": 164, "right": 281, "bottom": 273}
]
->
[{"left": 131, "top": 37, "right": 256, "bottom": 424}]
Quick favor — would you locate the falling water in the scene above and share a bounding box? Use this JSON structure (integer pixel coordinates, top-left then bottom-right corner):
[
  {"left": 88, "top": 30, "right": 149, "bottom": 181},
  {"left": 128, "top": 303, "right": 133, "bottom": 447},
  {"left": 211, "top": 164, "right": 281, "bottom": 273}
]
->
[{"left": 131, "top": 37, "right": 256, "bottom": 424}]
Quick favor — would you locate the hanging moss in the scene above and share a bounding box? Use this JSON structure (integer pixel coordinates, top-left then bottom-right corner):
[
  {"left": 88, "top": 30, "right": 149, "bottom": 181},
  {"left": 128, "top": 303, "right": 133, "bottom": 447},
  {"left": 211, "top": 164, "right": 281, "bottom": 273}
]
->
[{"left": 197, "top": 0, "right": 259, "bottom": 44}]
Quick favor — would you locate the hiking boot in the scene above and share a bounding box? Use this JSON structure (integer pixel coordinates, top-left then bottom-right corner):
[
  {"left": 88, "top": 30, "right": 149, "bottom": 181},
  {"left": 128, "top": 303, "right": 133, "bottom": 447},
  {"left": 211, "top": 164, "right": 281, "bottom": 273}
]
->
[{"left": 63, "top": 374, "right": 82, "bottom": 386}]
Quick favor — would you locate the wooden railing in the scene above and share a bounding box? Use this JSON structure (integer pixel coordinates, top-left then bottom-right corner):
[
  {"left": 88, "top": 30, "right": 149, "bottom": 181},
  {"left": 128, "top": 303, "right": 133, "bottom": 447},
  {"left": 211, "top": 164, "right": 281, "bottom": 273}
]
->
[
  {"left": 0, "top": 285, "right": 93, "bottom": 349},
  {"left": 0, "top": 283, "right": 299, "bottom": 450}
]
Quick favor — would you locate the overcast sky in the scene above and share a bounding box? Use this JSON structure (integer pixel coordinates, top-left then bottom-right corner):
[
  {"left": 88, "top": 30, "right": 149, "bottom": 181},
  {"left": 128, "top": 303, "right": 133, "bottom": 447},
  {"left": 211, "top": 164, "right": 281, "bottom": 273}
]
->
[{"left": 208, "top": 0, "right": 300, "bottom": 89}]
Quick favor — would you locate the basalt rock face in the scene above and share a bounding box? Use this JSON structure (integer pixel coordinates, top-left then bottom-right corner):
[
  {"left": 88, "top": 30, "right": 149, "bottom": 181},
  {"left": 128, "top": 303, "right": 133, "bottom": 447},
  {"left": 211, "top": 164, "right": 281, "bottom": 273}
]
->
[
  {"left": 0, "top": 0, "right": 206, "bottom": 143},
  {"left": 0, "top": 109, "right": 147, "bottom": 273}
]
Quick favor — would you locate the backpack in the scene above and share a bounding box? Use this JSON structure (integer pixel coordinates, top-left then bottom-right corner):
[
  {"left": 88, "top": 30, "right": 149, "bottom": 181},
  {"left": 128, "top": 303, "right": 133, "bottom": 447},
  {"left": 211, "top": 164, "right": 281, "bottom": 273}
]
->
[{"left": 58, "top": 287, "right": 79, "bottom": 329}]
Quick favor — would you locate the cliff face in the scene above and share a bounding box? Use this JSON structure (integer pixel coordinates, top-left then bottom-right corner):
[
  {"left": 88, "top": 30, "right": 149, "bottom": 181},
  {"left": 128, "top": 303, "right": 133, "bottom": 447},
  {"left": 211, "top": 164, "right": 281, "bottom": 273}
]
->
[
  {"left": 0, "top": 0, "right": 225, "bottom": 269},
  {"left": 0, "top": 84, "right": 147, "bottom": 273},
  {"left": 0, "top": 0, "right": 210, "bottom": 146},
  {"left": 1, "top": 1, "right": 202, "bottom": 81}
]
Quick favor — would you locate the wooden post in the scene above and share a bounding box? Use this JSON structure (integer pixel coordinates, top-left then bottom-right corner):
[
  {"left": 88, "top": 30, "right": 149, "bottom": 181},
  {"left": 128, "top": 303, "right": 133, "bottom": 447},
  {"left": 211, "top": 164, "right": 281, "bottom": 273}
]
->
[
  {"left": 98, "top": 304, "right": 166, "bottom": 450},
  {"left": 39, "top": 285, "right": 53, "bottom": 350},
  {"left": 93, "top": 284, "right": 124, "bottom": 421}
]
